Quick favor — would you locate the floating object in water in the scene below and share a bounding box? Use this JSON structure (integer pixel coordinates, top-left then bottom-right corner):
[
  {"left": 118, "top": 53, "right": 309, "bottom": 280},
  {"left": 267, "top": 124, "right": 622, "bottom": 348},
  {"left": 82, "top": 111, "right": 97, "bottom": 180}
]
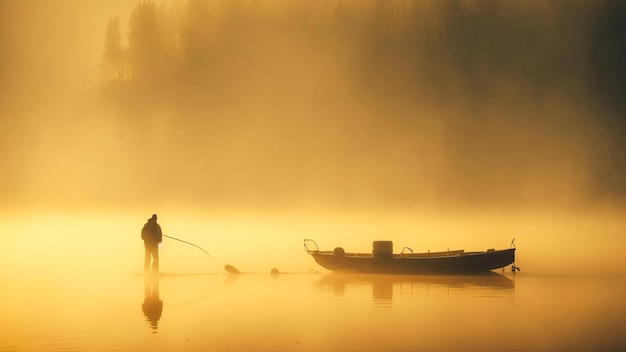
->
[
  {"left": 224, "top": 264, "right": 240, "bottom": 274},
  {"left": 270, "top": 268, "right": 279, "bottom": 277}
]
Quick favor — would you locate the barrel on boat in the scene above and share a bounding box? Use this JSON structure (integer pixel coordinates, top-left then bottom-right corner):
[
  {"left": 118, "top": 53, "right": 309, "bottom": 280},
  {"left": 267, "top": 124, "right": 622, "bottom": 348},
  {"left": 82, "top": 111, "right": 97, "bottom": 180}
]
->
[{"left": 372, "top": 241, "right": 393, "bottom": 257}]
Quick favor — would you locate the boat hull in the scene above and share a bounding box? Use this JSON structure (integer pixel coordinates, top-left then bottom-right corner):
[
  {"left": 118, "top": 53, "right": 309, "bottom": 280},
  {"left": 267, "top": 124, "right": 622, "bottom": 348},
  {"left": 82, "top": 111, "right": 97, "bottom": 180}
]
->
[{"left": 310, "top": 248, "right": 515, "bottom": 274}]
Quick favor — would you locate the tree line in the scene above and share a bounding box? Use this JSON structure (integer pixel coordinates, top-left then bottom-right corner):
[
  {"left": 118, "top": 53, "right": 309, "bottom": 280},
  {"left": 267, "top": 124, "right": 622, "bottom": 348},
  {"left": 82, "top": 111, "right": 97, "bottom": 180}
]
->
[
  {"left": 100, "top": 0, "right": 620, "bottom": 113},
  {"left": 97, "top": 0, "right": 626, "bottom": 205}
]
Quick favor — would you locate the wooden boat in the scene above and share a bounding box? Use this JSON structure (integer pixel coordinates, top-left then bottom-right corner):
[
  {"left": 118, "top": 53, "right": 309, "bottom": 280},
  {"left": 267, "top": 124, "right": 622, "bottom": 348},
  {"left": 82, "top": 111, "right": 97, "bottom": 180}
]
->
[{"left": 304, "top": 239, "right": 516, "bottom": 275}]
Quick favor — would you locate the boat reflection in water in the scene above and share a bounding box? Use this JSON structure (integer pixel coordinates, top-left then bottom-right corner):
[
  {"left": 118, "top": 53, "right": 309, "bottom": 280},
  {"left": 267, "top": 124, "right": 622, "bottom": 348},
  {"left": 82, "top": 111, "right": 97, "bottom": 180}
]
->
[
  {"left": 142, "top": 274, "right": 163, "bottom": 333},
  {"left": 317, "top": 272, "right": 514, "bottom": 304}
]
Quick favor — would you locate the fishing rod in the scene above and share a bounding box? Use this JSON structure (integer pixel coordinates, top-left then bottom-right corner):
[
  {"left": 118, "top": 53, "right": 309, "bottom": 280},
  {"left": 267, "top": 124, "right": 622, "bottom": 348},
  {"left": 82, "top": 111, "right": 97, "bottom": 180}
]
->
[
  {"left": 162, "top": 234, "right": 241, "bottom": 274},
  {"left": 162, "top": 234, "right": 218, "bottom": 263}
]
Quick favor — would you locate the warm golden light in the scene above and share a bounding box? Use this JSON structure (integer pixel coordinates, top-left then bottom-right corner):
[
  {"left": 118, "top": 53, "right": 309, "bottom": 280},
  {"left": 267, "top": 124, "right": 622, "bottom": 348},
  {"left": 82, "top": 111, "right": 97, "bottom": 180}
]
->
[{"left": 1, "top": 1, "right": 625, "bottom": 351}]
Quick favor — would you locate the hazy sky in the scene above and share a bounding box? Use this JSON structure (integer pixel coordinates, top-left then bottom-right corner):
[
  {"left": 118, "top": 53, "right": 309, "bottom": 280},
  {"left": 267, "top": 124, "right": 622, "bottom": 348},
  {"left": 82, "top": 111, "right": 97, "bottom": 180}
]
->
[{"left": 1, "top": 0, "right": 624, "bottom": 214}]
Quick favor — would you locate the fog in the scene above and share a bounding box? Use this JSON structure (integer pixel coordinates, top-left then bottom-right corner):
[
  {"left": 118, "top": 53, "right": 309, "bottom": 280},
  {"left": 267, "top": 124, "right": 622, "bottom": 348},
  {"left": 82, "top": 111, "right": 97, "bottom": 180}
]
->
[{"left": 1, "top": 1, "right": 625, "bottom": 275}]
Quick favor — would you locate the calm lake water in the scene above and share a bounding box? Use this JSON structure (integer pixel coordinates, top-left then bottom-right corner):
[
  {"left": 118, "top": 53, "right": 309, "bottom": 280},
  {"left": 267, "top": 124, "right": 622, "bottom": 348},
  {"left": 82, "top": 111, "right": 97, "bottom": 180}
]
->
[{"left": 2, "top": 269, "right": 624, "bottom": 352}]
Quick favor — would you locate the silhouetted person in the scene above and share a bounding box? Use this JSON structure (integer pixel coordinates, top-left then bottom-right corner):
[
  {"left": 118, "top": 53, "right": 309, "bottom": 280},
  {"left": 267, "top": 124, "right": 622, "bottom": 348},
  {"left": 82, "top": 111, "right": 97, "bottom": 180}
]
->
[
  {"left": 141, "top": 214, "right": 162, "bottom": 273},
  {"left": 142, "top": 275, "right": 163, "bottom": 332}
]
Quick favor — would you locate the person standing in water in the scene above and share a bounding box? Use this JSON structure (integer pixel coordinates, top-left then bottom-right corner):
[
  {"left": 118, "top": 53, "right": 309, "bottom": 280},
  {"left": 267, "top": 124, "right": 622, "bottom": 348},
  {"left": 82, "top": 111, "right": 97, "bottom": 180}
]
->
[{"left": 142, "top": 214, "right": 162, "bottom": 273}]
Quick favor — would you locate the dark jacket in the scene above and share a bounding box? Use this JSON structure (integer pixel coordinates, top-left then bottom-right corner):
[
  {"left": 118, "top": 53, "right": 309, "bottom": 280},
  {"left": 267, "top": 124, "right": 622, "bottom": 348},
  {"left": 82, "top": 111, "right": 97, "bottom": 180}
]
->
[{"left": 141, "top": 220, "right": 163, "bottom": 244}]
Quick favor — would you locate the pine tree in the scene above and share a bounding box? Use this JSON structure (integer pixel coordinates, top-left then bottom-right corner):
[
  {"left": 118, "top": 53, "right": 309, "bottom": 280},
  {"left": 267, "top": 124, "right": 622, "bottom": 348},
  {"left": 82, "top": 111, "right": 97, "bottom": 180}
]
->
[
  {"left": 101, "top": 16, "right": 127, "bottom": 80},
  {"left": 127, "top": 0, "right": 163, "bottom": 82}
]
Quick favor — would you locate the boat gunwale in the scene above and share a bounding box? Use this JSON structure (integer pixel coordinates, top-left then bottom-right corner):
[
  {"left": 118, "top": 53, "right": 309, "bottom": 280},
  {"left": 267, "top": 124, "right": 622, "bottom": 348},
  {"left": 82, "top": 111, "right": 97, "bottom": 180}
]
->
[{"left": 310, "top": 248, "right": 514, "bottom": 259}]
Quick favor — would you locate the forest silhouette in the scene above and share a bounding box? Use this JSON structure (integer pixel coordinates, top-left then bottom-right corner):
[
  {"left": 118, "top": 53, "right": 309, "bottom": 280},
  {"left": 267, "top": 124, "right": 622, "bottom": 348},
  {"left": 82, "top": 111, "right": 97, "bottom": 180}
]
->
[
  {"left": 92, "top": 0, "right": 626, "bottom": 211},
  {"left": 101, "top": 1, "right": 624, "bottom": 109}
]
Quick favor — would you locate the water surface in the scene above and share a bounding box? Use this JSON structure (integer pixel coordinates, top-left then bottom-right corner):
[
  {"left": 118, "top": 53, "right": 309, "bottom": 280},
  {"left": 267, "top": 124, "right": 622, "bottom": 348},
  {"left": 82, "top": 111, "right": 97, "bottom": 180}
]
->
[{"left": 2, "top": 269, "right": 624, "bottom": 352}]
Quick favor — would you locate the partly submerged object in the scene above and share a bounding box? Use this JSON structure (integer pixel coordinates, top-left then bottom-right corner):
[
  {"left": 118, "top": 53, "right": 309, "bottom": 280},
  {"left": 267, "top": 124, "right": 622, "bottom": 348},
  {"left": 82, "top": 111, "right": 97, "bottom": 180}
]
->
[
  {"left": 224, "top": 264, "right": 240, "bottom": 274},
  {"left": 304, "top": 239, "right": 516, "bottom": 275}
]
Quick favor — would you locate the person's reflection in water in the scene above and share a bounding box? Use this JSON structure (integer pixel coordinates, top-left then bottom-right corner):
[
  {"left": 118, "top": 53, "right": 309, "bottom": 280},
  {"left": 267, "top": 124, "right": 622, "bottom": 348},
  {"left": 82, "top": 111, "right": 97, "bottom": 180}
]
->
[{"left": 142, "top": 275, "right": 163, "bottom": 333}]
